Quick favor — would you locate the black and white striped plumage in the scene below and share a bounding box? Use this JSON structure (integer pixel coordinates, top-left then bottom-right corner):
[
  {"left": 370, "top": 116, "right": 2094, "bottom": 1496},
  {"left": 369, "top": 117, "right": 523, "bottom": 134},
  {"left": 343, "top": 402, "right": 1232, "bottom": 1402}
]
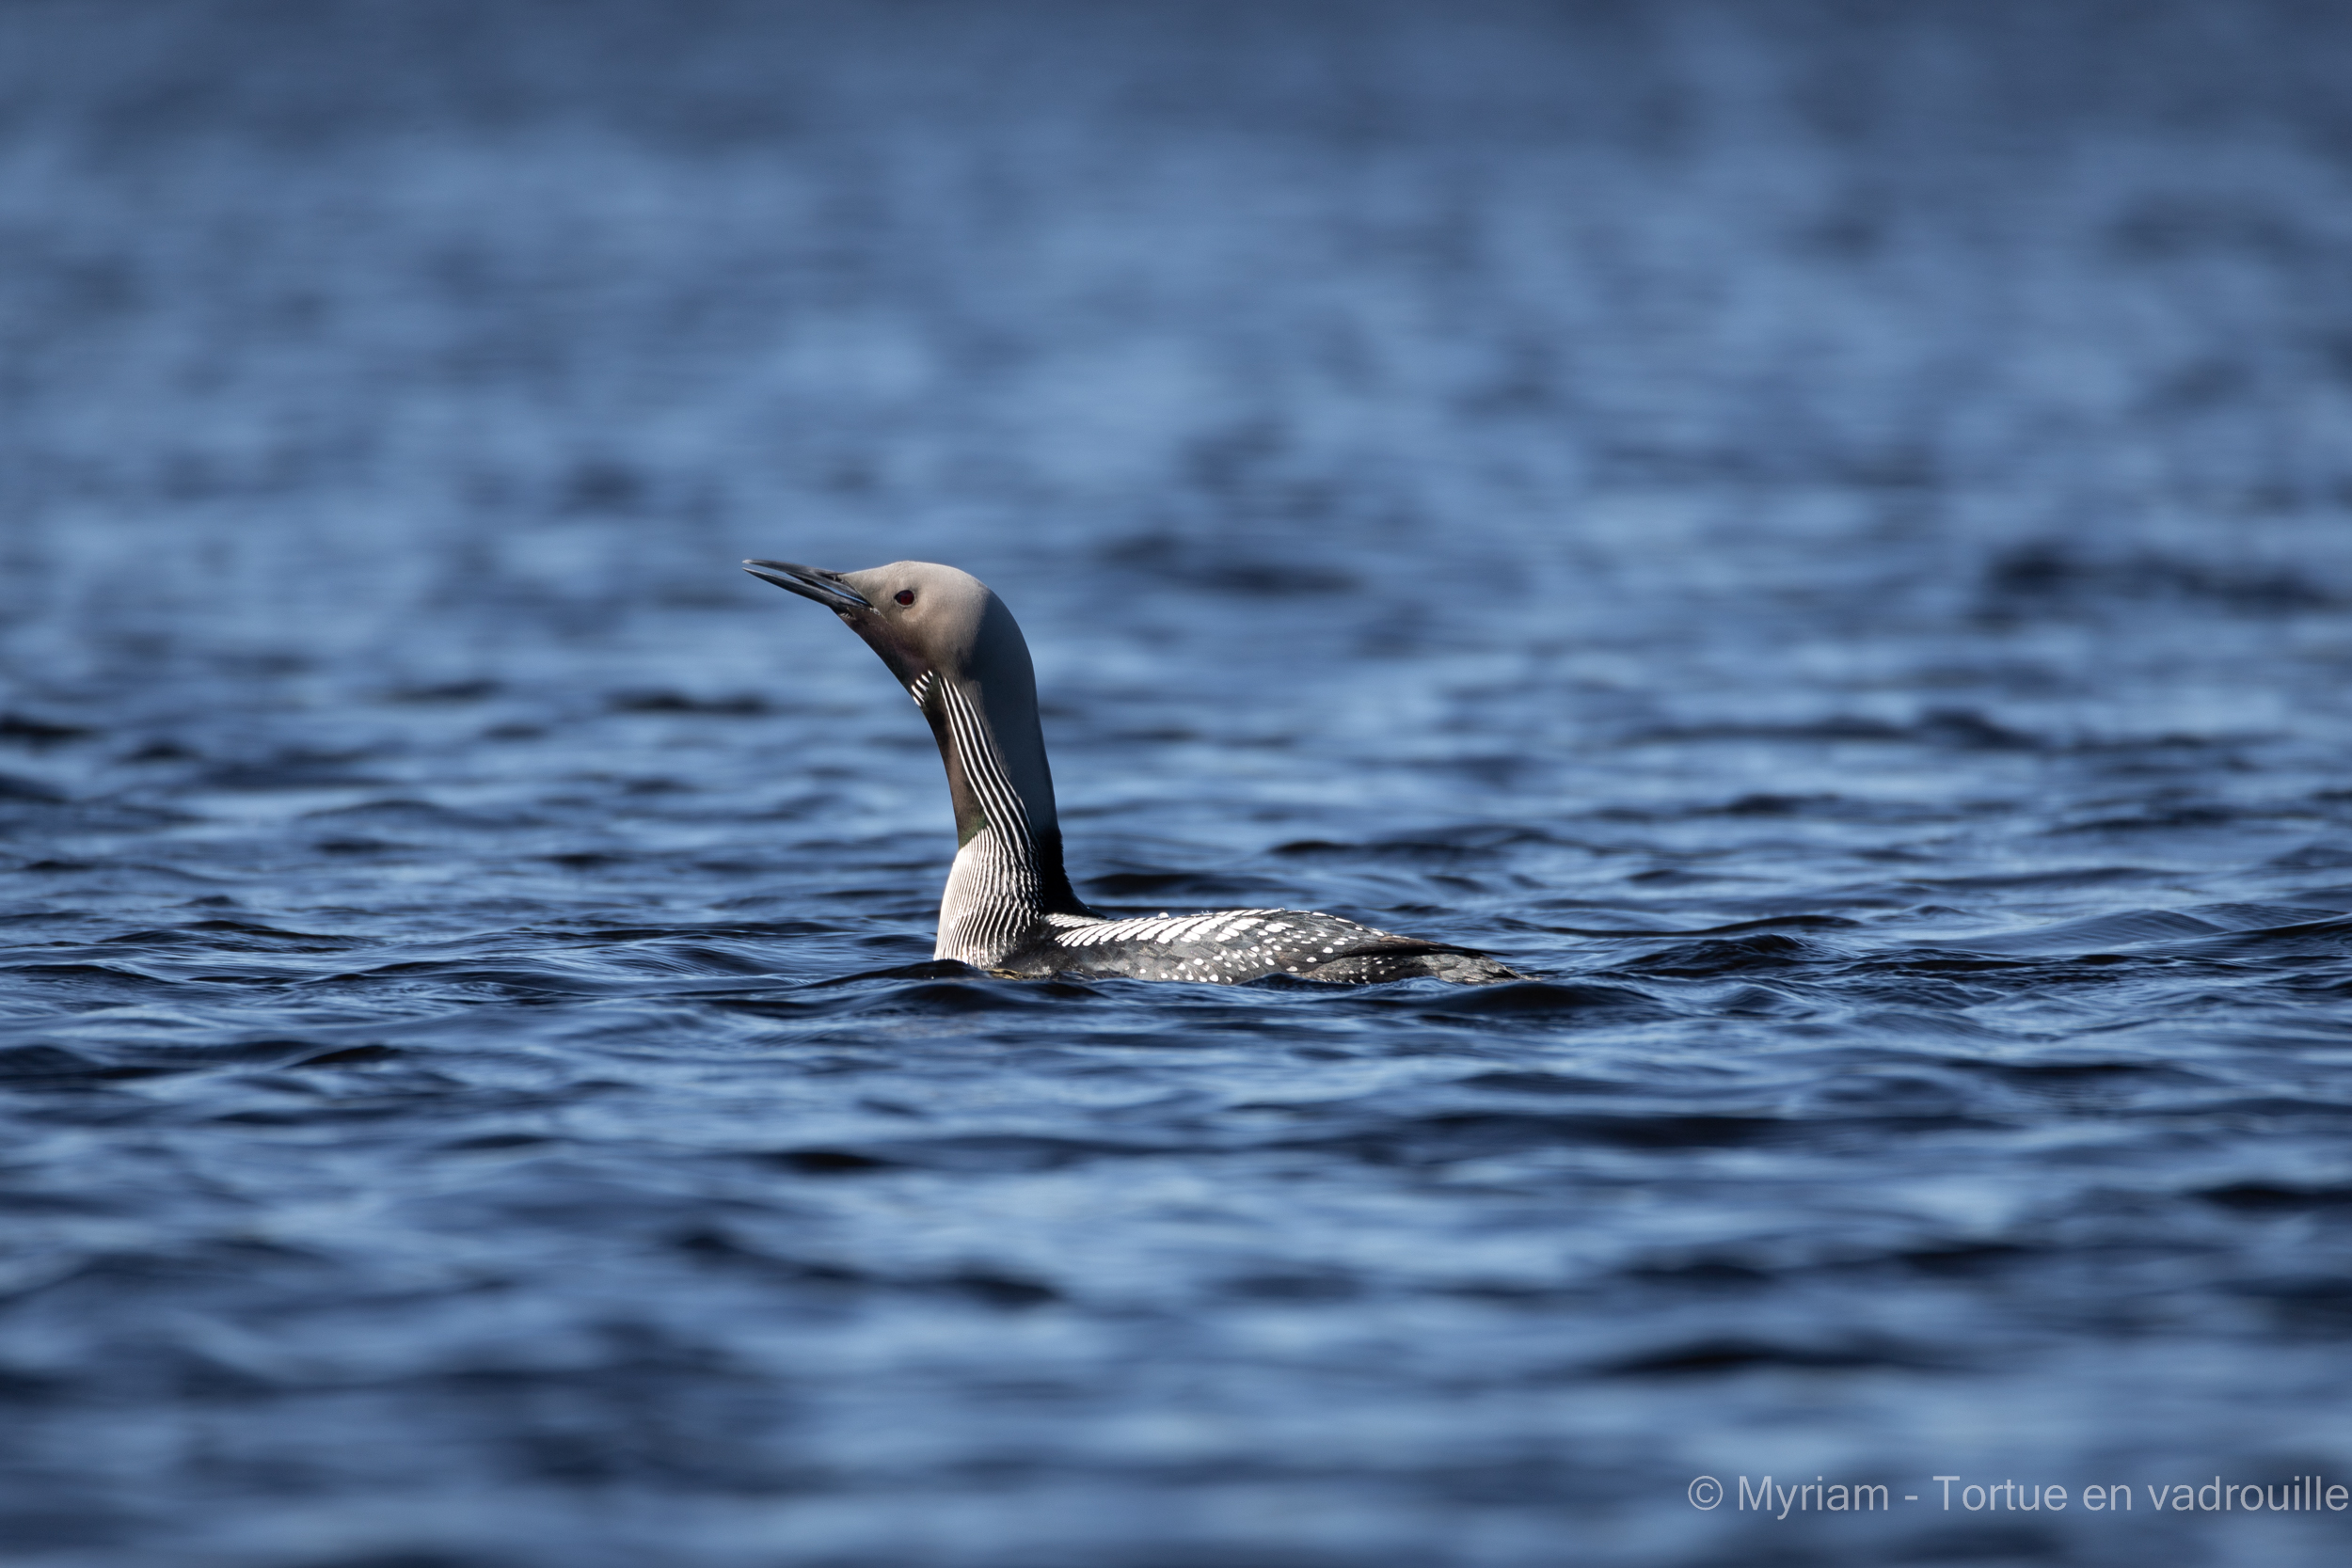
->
[
  {"left": 1018, "top": 908, "right": 1518, "bottom": 984},
  {"left": 744, "top": 558, "right": 1522, "bottom": 985}
]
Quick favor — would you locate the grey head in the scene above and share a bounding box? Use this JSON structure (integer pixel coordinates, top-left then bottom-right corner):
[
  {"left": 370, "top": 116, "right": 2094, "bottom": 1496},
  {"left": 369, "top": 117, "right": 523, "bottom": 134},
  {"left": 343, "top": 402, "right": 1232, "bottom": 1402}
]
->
[{"left": 743, "top": 559, "right": 1086, "bottom": 927}]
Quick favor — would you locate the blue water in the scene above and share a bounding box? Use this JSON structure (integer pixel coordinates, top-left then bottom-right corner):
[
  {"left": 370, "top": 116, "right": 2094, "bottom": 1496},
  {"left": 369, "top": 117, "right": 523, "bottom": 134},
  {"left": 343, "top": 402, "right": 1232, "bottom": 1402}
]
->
[{"left": 5, "top": 3, "right": 2352, "bottom": 1563}]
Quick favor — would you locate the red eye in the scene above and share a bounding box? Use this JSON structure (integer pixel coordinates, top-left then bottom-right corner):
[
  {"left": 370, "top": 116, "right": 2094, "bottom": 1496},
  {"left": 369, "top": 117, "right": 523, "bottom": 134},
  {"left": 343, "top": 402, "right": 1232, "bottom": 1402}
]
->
[{"left": 894, "top": 589, "right": 915, "bottom": 606}]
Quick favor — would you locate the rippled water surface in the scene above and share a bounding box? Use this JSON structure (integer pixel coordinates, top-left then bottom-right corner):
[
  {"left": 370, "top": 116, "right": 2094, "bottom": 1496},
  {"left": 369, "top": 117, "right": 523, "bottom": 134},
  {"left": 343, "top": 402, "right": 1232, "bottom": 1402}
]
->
[{"left": 6, "top": 3, "right": 2352, "bottom": 1563}]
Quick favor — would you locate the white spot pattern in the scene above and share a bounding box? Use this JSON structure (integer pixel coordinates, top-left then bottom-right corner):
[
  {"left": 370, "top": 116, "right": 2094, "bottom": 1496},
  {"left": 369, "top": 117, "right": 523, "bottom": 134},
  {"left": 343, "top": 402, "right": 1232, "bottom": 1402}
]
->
[
  {"left": 1036, "top": 905, "right": 1424, "bottom": 983},
  {"left": 1050, "top": 908, "right": 1304, "bottom": 948}
]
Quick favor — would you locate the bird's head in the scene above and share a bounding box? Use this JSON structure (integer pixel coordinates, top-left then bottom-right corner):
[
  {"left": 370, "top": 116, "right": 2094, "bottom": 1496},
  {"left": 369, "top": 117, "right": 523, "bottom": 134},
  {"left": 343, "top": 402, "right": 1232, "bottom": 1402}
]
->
[{"left": 741, "top": 558, "right": 1025, "bottom": 696}]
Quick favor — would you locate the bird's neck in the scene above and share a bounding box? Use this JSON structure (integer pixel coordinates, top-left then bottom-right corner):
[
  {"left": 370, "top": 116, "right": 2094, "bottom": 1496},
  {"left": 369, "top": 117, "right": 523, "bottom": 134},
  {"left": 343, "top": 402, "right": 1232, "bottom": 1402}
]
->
[{"left": 914, "top": 670, "right": 1088, "bottom": 966}]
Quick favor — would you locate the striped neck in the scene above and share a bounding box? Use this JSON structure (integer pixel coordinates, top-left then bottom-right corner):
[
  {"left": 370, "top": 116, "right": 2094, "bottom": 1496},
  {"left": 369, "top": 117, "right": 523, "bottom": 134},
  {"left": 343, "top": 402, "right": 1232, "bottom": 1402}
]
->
[{"left": 911, "top": 669, "right": 1088, "bottom": 966}]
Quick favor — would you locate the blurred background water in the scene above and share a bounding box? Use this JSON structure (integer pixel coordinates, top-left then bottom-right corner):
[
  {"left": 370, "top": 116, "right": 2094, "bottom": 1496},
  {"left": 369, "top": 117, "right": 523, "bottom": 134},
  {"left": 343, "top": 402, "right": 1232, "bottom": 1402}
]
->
[{"left": 4, "top": 2, "right": 2352, "bottom": 1563}]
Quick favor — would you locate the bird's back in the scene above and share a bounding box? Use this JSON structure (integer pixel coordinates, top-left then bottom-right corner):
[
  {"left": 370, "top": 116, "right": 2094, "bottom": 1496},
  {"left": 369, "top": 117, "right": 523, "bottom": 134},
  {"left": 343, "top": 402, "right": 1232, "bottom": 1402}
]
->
[{"left": 997, "top": 907, "right": 1522, "bottom": 984}]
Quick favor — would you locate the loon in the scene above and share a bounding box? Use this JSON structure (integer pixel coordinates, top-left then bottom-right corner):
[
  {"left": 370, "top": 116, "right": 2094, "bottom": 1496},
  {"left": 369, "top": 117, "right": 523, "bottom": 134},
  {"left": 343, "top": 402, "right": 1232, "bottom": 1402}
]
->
[{"left": 744, "top": 559, "right": 1523, "bottom": 985}]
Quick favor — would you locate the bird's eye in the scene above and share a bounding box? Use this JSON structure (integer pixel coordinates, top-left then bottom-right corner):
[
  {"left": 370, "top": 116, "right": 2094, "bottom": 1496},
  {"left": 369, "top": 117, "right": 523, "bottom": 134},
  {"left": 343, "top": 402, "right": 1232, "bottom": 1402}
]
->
[{"left": 894, "top": 589, "right": 915, "bottom": 606}]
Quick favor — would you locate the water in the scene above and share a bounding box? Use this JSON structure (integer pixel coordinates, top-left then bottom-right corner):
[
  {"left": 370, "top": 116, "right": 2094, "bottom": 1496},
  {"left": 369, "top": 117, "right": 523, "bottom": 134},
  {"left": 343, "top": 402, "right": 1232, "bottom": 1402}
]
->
[{"left": 5, "top": 2, "right": 2352, "bottom": 1563}]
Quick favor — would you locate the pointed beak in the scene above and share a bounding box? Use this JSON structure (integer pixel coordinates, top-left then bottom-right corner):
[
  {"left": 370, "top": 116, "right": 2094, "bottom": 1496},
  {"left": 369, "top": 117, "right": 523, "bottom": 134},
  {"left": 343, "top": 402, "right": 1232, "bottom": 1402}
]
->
[{"left": 742, "top": 559, "right": 872, "bottom": 613}]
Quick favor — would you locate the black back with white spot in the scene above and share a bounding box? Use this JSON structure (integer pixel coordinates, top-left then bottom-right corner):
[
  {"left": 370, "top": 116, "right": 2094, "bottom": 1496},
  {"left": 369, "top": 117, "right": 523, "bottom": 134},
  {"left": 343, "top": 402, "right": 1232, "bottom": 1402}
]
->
[{"left": 998, "top": 908, "right": 1519, "bottom": 985}]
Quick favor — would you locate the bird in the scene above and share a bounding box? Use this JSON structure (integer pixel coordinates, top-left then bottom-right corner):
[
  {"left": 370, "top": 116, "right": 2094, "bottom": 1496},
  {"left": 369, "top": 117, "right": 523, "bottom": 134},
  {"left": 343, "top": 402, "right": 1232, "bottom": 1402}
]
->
[{"left": 744, "top": 559, "right": 1524, "bottom": 984}]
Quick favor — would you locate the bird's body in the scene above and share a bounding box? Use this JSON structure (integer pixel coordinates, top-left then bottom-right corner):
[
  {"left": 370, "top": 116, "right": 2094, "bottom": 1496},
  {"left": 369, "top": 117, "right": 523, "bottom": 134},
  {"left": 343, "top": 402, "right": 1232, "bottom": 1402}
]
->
[{"left": 745, "top": 558, "right": 1521, "bottom": 985}]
